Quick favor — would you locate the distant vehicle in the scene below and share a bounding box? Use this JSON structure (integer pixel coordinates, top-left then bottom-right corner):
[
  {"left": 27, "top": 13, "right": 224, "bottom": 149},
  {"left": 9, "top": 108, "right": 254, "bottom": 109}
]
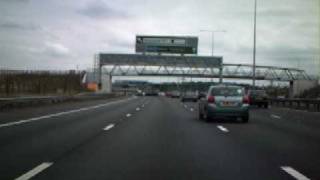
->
[
  {"left": 247, "top": 90, "right": 269, "bottom": 108},
  {"left": 198, "top": 85, "right": 249, "bottom": 123},
  {"left": 165, "top": 92, "right": 172, "bottom": 97},
  {"left": 145, "top": 90, "right": 158, "bottom": 96},
  {"left": 198, "top": 92, "right": 206, "bottom": 99},
  {"left": 170, "top": 91, "right": 180, "bottom": 98},
  {"left": 158, "top": 92, "right": 166, "bottom": 96},
  {"left": 136, "top": 92, "right": 143, "bottom": 96},
  {"left": 181, "top": 91, "right": 198, "bottom": 102}
]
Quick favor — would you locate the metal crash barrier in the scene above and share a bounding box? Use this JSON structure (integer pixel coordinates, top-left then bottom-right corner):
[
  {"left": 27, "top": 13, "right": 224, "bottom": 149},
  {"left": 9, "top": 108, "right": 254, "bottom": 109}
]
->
[
  {"left": 270, "top": 98, "right": 320, "bottom": 112},
  {"left": 0, "top": 93, "right": 122, "bottom": 111}
]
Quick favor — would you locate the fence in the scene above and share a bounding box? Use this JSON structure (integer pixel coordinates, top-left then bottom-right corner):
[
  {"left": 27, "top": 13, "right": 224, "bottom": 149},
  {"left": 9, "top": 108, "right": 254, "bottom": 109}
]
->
[{"left": 0, "top": 70, "right": 85, "bottom": 97}]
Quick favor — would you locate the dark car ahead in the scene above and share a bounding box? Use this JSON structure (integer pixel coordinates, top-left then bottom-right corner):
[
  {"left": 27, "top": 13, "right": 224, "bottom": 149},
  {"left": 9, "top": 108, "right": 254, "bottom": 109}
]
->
[
  {"left": 247, "top": 90, "right": 269, "bottom": 108},
  {"left": 145, "top": 91, "right": 158, "bottom": 96},
  {"left": 181, "top": 91, "right": 198, "bottom": 102},
  {"left": 170, "top": 91, "right": 181, "bottom": 98},
  {"left": 199, "top": 85, "right": 250, "bottom": 123}
]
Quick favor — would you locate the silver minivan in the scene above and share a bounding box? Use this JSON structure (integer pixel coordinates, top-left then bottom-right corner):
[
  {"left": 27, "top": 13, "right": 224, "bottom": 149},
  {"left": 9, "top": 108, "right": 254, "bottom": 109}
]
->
[{"left": 199, "top": 85, "right": 250, "bottom": 123}]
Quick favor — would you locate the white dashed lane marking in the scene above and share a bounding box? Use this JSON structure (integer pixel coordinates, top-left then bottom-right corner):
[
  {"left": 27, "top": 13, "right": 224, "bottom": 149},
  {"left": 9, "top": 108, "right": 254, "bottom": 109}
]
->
[
  {"left": 217, "top": 125, "right": 229, "bottom": 133},
  {"left": 271, "top": 114, "right": 281, "bottom": 119},
  {"left": 103, "top": 124, "right": 115, "bottom": 131},
  {"left": 126, "top": 113, "right": 132, "bottom": 117},
  {"left": 0, "top": 97, "right": 133, "bottom": 128},
  {"left": 281, "top": 166, "right": 310, "bottom": 180},
  {"left": 15, "top": 162, "right": 53, "bottom": 180}
]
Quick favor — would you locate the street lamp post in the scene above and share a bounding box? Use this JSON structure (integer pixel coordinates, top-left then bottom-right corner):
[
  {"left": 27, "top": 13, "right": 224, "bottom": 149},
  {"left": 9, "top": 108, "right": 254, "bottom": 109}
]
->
[
  {"left": 200, "top": 30, "right": 226, "bottom": 83},
  {"left": 252, "top": 0, "right": 257, "bottom": 88},
  {"left": 200, "top": 30, "right": 226, "bottom": 56}
]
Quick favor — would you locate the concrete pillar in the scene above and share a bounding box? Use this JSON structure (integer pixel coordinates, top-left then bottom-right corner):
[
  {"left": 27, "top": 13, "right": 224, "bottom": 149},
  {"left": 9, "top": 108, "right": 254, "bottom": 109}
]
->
[
  {"left": 98, "top": 65, "right": 102, "bottom": 90},
  {"left": 101, "top": 74, "right": 112, "bottom": 93},
  {"left": 289, "top": 81, "right": 294, "bottom": 98},
  {"left": 292, "top": 80, "right": 318, "bottom": 97}
]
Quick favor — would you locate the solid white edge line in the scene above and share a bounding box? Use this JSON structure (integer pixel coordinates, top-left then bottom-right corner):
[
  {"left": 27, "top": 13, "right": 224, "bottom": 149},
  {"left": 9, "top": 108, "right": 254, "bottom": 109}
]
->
[
  {"left": 281, "top": 166, "right": 310, "bottom": 180},
  {"left": 103, "top": 124, "right": 115, "bottom": 131},
  {"left": 217, "top": 125, "right": 229, "bottom": 133},
  {"left": 15, "top": 162, "right": 53, "bottom": 180},
  {"left": 0, "top": 97, "right": 134, "bottom": 128},
  {"left": 271, "top": 114, "right": 281, "bottom": 119}
]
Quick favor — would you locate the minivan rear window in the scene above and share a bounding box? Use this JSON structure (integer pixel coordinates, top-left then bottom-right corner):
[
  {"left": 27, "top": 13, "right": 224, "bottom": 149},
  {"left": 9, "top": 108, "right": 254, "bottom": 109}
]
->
[{"left": 211, "top": 87, "right": 244, "bottom": 96}]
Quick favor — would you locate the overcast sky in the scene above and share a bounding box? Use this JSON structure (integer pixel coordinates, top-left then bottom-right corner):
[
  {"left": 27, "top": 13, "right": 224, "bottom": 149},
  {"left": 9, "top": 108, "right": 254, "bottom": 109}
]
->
[{"left": 0, "top": 0, "right": 319, "bottom": 75}]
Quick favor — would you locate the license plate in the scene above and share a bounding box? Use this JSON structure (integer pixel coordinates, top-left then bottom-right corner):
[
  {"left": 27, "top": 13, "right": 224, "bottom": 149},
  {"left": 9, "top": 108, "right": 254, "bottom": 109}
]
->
[{"left": 222, "top": 101, "right": 235, "bottom": 106}]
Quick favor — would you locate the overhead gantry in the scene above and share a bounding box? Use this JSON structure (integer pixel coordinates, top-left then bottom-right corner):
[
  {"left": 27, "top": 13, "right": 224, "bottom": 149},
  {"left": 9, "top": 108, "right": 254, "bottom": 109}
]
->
[
  {"left": 95, "top": 53, "right": 312, "bottom": 92},
  {"left": 96, "top": 53, "right": 223, "bottom": 91}
]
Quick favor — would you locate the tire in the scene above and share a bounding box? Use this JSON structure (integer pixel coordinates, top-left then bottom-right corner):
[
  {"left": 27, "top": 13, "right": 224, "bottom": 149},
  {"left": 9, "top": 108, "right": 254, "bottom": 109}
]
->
[
  {"left": 199, "top": 111, "right": 204, "bottom": 120},
  {"left": 203, "top": 110, "right": 210, "bottom": 122},
  {"left": 264, "top": 103, "right": 268, "bottom": 108},
  {"left": 242, "top": 115, "right": 249, "bottom": 123},
  {"left": 198, "top": 105, "right": 203, "bottom": 120}
]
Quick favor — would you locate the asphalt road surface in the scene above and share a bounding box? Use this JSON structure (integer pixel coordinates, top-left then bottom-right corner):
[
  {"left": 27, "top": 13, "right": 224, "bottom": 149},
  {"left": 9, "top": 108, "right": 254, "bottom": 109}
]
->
[{"left": 1, "top": 96, "right": 319, "bottom": 180}]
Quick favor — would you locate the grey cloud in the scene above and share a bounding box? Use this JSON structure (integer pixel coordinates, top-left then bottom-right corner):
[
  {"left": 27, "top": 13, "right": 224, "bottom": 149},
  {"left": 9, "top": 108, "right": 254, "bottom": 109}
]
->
[
  {"left": 0, "top": 0, "right": 318, "bottom": 74},
  {"left": 77, "top": 0, "right": 128, "bottom": 19},
  {"left": 259, "top": 8, "right": 296, "bottom": 17},
  {"left": 102, "top": 36, "right": 132, "bottom": 49},
  {"left": 232, "top": 40, "right": 318, "bottom": 59},
  {"left": 0, "top": 0, "right": 30, "bottom": 4},
  {"left": 0, "top": 21, "right": 40, "bottom": 31},
  {"left": 36, "top": 42, "right": 71, "bottom": 58}
]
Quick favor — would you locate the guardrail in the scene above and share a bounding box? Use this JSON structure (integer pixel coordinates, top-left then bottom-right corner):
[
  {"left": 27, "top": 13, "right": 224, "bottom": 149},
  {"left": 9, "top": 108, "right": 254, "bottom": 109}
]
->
[
  {"left": 269, "top": 98, "right": 320, "bottom": 112},
  {"left": 0, "top": 93, "right": 123, "bottom": 111}
]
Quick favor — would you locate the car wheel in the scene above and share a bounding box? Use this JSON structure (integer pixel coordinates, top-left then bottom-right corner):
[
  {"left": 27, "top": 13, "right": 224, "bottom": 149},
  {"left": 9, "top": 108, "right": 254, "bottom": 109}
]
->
[
  {"left": 198, "top": 105, "right": 203, "bottom": 120},
  {"left": 199, "top": 111, "right": 204, "bottom": 120},
  {"left": 264, "top": 103, "right": 268, "bottom": 108},
  {"left": 242, "top": 115, "right": 249, "bottom": 123},
  {"left": 203, "top": 111, "right": 211, "bottom": 122}
]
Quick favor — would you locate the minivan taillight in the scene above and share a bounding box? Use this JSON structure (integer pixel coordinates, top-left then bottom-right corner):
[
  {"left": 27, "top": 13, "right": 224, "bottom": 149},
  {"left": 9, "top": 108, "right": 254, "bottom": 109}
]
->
[
  {"left": 243, "top": 96, "right": 250, "bottom": 104},
  {"left": 207, "top": 96, "right": 215, "bottom": 103}
]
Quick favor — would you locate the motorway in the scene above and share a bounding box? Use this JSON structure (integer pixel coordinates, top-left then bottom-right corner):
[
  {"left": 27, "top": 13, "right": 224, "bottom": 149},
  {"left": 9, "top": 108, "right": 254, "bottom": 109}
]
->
[{"left": 0, "top": 96, "right": 320, "bottom": 180}]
